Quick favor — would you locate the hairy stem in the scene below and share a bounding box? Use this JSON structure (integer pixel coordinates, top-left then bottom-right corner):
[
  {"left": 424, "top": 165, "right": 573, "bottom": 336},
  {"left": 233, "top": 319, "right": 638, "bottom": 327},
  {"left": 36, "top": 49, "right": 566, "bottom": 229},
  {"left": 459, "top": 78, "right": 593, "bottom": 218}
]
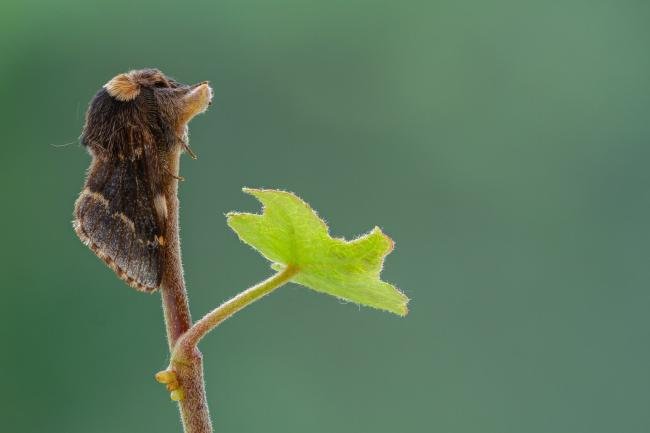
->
[
  {"left": 160, "top": 151, "right": 213, "bottom": 433},
  {"left": 172, "top": 265, "right": 298, "bottom": 363}
]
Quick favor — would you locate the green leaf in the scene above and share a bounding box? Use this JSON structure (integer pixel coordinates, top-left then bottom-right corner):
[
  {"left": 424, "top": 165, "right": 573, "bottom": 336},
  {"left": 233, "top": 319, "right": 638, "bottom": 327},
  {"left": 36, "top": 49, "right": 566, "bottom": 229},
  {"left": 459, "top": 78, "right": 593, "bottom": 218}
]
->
[{"left": 226, "top": 188, "right": 409, "bottom": 316}]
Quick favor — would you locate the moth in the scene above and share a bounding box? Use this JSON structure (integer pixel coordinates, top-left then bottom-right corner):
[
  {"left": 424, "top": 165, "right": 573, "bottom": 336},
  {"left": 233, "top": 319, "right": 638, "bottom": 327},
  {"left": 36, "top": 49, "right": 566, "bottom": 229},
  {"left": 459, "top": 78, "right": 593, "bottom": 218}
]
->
[{"left": 73, "top": 69, "right": 213, "bottom": 292}]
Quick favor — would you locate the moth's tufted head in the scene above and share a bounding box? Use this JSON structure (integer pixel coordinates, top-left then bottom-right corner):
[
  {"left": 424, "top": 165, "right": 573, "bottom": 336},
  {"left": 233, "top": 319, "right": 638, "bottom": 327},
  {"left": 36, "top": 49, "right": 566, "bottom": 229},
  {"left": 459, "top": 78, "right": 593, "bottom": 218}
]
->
[{"left": 83, "top": 68, "right": 213, "bottom": 157}]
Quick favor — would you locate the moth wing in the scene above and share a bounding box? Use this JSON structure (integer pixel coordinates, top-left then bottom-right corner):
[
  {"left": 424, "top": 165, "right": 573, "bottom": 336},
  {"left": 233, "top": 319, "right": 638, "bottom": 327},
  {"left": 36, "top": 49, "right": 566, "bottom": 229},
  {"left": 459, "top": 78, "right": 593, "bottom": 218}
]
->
[{"left": 74, "top": 151, "right": 164, "bottom": 292}]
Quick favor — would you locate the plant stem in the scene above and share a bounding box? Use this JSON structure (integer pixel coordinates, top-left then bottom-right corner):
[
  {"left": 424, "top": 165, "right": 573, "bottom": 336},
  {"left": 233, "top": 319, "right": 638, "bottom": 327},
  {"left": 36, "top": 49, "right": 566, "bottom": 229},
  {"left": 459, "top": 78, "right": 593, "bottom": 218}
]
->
[
  {"left": 159, "top": 151, "right": 297, "bottom": 433},
  {"left": 172, "top": 265, "right": 298, "bottom": 364},
  {"left": 160, "top": 152, "right": 213, "bottom": 433}
]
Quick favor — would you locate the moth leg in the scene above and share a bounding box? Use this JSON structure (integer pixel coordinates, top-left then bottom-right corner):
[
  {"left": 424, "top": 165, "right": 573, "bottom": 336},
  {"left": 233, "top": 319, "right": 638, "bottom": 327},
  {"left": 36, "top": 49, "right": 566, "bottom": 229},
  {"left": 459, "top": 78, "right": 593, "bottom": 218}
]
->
[
  {"left": 163, "top": 164, "right": 185, "bottom": 181},
  {"left": 182, "top": 142, "right": 198, "bottom": 160}
]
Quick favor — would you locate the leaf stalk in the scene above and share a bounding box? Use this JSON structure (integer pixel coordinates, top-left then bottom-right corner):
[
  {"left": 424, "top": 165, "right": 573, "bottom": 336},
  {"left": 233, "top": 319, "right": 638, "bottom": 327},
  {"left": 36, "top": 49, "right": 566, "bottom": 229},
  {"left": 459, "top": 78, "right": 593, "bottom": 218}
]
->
[{"left": 171, "top": 265, "right": 298, "bottom": 364}]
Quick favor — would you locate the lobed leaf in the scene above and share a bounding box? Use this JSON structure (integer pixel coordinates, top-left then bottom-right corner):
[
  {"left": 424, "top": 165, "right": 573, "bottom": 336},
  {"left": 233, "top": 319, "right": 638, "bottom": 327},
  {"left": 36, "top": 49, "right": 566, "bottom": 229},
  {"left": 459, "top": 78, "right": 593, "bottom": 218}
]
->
[{"left": 227, "top": 188, "right": 409, "bottom": 316}]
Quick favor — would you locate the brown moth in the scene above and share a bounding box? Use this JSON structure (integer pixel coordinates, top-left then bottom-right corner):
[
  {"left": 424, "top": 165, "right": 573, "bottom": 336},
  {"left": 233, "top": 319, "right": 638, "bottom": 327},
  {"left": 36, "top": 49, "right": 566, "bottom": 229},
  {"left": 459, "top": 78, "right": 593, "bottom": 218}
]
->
[{"left": 73, "top": 69, "right": 213, "bottom": 292}]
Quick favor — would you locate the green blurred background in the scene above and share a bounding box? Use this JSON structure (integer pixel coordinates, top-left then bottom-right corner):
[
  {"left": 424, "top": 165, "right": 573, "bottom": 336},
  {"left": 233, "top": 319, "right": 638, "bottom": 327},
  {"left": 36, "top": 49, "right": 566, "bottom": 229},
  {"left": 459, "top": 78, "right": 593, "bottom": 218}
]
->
[{"left": 1, "top": 0, "right": 649, "bottom": 432}]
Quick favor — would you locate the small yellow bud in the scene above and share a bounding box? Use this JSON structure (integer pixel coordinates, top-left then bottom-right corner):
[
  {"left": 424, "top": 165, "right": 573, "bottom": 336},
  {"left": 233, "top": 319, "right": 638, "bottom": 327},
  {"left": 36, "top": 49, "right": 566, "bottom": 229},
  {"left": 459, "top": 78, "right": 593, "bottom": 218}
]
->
[
  {"left": 155, "top": 370, "right": 176, "bottom": 384},
  {"left": 170, "top": 389, "right": 185, "bottom": 401}
]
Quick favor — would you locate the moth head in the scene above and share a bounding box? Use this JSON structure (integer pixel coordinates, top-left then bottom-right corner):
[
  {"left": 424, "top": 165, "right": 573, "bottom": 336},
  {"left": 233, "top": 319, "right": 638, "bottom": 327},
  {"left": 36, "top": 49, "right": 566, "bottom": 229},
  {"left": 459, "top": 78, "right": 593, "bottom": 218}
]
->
[{"left": 82, "top": 68, "right": 213, "bottom": 154}]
